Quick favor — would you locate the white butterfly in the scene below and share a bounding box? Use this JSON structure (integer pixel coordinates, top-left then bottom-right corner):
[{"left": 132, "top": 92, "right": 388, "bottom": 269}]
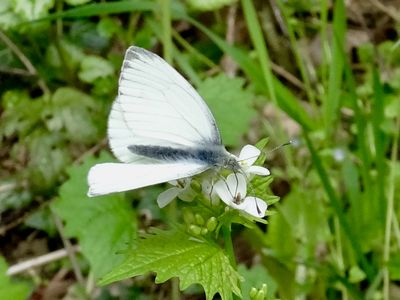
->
[{"left": 87, "top": 46, "right": 241, "bottom": 197}]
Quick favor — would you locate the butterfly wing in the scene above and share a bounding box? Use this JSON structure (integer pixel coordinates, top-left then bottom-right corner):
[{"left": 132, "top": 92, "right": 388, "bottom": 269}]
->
[
  {"left": 87, "top": 162, "right": 208, "bottom": 196},
  {"left": 108, "top": 46, "right": 221, "bottom": 163}
]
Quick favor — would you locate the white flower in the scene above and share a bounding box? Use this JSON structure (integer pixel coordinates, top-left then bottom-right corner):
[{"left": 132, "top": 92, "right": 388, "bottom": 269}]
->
[
  {"left": 237, "top": 145, "right": 270, "bottom": 176},
  {"left": 157, "top": 178, "right": 195, "bottom": 208},
  {"left": 333, "top": 148, "right": 345, "bottom": 162},
  {"left": 214, "top": 173, "right": 268, "bottom": 218}
]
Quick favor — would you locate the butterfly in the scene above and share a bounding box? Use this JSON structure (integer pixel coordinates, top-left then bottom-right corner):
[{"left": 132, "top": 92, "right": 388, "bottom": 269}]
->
[{"left": 87, "top": 46, "right": 242, "bottom": 197}]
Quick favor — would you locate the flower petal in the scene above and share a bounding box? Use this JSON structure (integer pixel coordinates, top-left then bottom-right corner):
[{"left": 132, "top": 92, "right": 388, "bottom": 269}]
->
[
  {"left": 226, "top": 173, "right": 247, "bottom": 198},
  {"left": 247, "top": 165, "right": 270, "bottom": 176},
  {"left": 214, "top": 179, "right": 233, "bottom": 205},
  {"left": 242, "top": 196, "right": 268, "bottom": 218},
  {"left": 168, "top": 180, "right": 178, "bottom": 186},
  {"left": 156, "top": 187, "right": 181, "bottom": 208},
  {"left": 177, "top": 186, "right": 196, "bottom": 202},
  {"left": 238, "top": 145, "right": 260, "bottom": 166}
]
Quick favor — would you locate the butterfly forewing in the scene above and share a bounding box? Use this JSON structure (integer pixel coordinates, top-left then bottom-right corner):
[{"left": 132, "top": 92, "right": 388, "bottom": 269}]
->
[{"left": 108, "top": 47, "right": 221, "bottom": 164}]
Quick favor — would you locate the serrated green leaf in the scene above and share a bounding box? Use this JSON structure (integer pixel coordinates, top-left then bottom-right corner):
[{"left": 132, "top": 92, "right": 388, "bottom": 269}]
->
[
  {"left": 99, "top": 229, "right": 241, "bottom": 300},
  {"left": 198, "top": 74, "right": 256, "bottom": 146},
  {"left": 52, "top": 153, "right": 136, "bottom": 278},
  {"left": 46, "top": 39, "right": 85, "bottom": 71},
  {"left": 0, "top": 257, "right": 31, "bottom": 300},
  {"left": 0, "top": 90, "right": 44, "bottom": 138},
  {"left": 47, "top": 87, "right": 101, "bottom": 143},
  {"left": 27, "top": 131, "right": 70, "bottom": 190},
  {"left": 0, "top": 0, "right": 54, "bottom": 30},
  {"left": 78, "top": 55, "right": 115, "bottom": 83}
]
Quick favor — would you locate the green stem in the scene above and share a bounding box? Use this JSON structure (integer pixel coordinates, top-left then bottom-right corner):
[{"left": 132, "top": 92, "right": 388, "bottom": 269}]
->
[
  {"left": 222, "top": 225, "right": 241, "bottom": 299},
  {"left": 222, "top": 225, "right": 236, "bottom": 269},
  {"left": 275, "top": 0, "right": 317, "bottom": 114},
  {"left": 166, "top": 200, "right": 180, "bottom": 300},
  {"left": 160, "top": 0, "right": 172, "bottom": 63},
  {"left": 383, "top": 115, "right": 400, "bottom": 299}
]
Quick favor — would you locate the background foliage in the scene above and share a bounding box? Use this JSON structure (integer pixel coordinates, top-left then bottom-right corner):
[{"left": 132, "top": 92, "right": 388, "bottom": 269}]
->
[{"left": 0, "top": 0, "right": 399, "bottom": 299}]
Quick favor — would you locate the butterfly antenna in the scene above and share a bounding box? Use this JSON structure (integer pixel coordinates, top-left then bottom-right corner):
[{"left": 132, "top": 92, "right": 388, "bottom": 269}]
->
[
  {"left": 268, "top": 140, "right": 293, "bottom": 154},
  {"left": 237, "top": 140, "right": 294, "bottom": 163}
]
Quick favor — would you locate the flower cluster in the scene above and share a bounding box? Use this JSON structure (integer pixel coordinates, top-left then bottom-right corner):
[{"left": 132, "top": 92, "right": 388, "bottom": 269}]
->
[{"left": 157, "top": 145, "right": 270, "bottom": 218}]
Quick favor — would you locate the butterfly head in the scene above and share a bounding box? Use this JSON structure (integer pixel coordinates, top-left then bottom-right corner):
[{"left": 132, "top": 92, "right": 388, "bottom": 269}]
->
[{"left": 223, "top": 154, "right": 241, "bottom": 172}]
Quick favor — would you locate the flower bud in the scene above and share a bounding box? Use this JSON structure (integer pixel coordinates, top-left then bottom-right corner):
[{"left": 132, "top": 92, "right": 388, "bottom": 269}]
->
[
  {"left": 206, "top": 217, "right": 217, "bottom": 232},
  {"left": 183, "top": 210, "right": 194, "bottom": 224},
  {"left": 255, "top": 290, "right": 265, "bottom": 300},
  {"left": 261, "top": 283, "right": 267, "bottom": 296},
  {"left": 189, "top": 225, "right": 201, "bottom": 235},
  {"left": 249, "top": 287, "right": 258, "bottom": 299},
  {"left": 201, "top": 228, "right": 208, "bottom": 235},
  {"left": 195, "top": 213, "right": 205, "bottom": 225}
]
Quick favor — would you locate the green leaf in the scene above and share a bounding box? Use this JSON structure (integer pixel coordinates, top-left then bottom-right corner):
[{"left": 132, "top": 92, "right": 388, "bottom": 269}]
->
[
  {"left": 64, "top": 0, "right": 92, "bottom": 6},
  {"left": 27, "top": 131, "right": 70, "bottom": 190},
  {"left": 13, "top": 0, "right": 54, "bottom": 21},
  {"left": 39, "top": 0, "right": 155, "bottom": 20},
  {"left": 323, "top": 0, "right": 345, "bottom": 135},
  {"left": 46, "top": 39, "right": 85, "bottom": 71},
  {"left": 348, "top": 265, "right": 366, "bottom": 283},
  {"left": 78, "top": 55, "right": 115, "bottom": 83},
  {"left": 52, "top": 152, "right": 136, "bottom": 279},
  {"left": 0, "top": 257, "right": 31, "bottom": 300},
  {"left": 389, "top": 253, "right": 400, "bottom": 280},
  {"left": 0, "top": 90, "right": 43, "bottom": 138},
  {"left": 99, "top": 229, "right": 241, "bottom": 300},
  {"left": 197, "top": 74, "right": 256, "bottom": 146},
  {"left": 47, "top": 87, "right": 102, "bottom": 143},
  {"left": 0, "top": 0, "right": 54, "bottom": 30},
  {"left": 0, "top": 1, "right": 19, "bottom": 29},
  {"left": 187, "top": 0, "right": 237, "bottom": 11}
]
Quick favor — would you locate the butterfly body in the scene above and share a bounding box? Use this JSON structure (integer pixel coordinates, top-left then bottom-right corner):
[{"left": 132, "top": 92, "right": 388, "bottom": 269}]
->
[{"left": 127, "top": 144, "right": 237, "bottom": 168}]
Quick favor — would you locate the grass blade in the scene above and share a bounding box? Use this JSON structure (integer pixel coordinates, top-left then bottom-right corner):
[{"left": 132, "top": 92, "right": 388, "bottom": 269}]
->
[
  {"left": 36, "top": 0, "right": 155, "bottom": 20},
  {"left": 241, "top": 0, "right": 277, "bottom": 105},
  {"left": 324, "top": 0, "right": 346, "bottom": 136}
]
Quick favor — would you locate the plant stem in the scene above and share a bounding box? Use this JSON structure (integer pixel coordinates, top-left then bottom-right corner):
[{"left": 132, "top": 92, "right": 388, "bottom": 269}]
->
[
  {"left": 222, "top": 225, "right": 236, "bottom": 269},
  {"left": 383, "top": 115, "right": 400, "bottom": 299},
  {"left": 160, "top": 0, "right": 172, "bottom": 63},
  {"left": 0, "top": 30, "right": 49, "bottom": 94},
  {"left": 167, "top": 200, "right": 180, "bottom": 300},
  {"left": 222, "top": 224, "right": 241, "bottom": 299},
  {"left": 52, "top": 211, "right": 85, "bottom": 288}
]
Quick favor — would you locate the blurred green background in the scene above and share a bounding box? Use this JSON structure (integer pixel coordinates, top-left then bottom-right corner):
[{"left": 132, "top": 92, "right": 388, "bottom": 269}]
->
[{"left": 0, "top": 0, "right": 399, "bottom": 299}]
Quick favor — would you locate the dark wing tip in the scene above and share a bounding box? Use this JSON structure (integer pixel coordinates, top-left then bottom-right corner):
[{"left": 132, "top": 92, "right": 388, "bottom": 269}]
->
[{"left": 125, "top": 46, "right": 159, "bottom": 62}]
